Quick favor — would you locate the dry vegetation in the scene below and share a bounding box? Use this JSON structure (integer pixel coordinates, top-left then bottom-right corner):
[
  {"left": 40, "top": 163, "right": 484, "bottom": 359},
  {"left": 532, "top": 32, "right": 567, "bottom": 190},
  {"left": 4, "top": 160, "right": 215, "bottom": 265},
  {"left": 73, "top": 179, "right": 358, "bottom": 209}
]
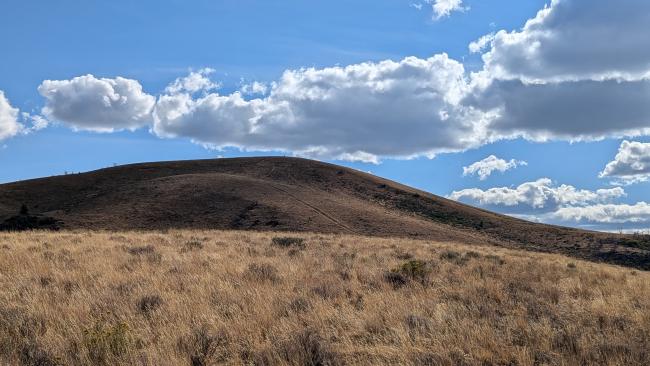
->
[{"left": 0, "top": 230, "right": 649, "bottom": 366}]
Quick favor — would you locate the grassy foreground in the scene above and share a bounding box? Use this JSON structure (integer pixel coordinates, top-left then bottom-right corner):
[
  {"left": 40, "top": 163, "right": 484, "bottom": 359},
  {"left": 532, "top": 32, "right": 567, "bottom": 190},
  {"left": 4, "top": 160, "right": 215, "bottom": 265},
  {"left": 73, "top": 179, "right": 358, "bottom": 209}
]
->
[{"left": 0, "top": 230, "right": 649, "bottom": 366}]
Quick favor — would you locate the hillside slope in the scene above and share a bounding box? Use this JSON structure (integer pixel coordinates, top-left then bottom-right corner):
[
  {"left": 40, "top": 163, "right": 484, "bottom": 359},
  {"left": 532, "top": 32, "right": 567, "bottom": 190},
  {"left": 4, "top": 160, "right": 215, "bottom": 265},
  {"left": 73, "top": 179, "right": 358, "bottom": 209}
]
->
[{"left": 1, "top": 157, "right": 649, "bottom": 269}]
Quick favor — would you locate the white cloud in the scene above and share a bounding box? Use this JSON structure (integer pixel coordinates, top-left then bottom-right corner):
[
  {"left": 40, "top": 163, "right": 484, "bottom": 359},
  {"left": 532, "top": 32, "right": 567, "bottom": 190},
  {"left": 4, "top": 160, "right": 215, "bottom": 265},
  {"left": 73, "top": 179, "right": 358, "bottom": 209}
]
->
[
  {"left": 165, "top": 68, "right": 219, "bottom": 94},
  {"left": 0, "top": 91, "right": 22, "bottom": 141},
  {"left": 431, "top": 0, "right": 467, "bottom": 20},
  {"left": 38, "top": 75, "right": 155, "bottom": 132},
  {"left": 449, "top": 178, "right": 625, "bottom": 211},
  {"left": 481, "top": 0, "right": 650, "bottom": 82},
  {"left": 240, "top": 81, "right": 268, "bottom": 96},
  {"left": 449, "top": 177, "right": 650, "bottom": 230},
  {"left": 464, "top": 0, "right": 650, "bottom": 143},
  {"left": 551, "top": 202, "right": 650, "bottom": 224},
  {"left": 463, "top": 155, "right": 526, "bottom": 180},
  {"left": 29, "top": 0, "right": 650, "bottom": 161},
  {"left": 600, "top": 140, "right": 650, "bottom": 185},
  {"left": 469, "top": 33, "right": 494, "bottom": 54},
  {"left": 153, "top": 54, "right": 494, "bottom": 162}
]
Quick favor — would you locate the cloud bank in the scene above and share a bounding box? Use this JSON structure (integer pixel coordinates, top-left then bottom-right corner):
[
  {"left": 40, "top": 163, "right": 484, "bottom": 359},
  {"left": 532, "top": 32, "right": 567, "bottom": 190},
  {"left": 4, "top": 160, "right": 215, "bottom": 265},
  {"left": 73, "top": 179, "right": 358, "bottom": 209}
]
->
[
  {"left": 551, "top": 202, "right": 650, "bottom": 225},
  {"left": 449, "top": 178, "right": 625, "bottom": 212}
]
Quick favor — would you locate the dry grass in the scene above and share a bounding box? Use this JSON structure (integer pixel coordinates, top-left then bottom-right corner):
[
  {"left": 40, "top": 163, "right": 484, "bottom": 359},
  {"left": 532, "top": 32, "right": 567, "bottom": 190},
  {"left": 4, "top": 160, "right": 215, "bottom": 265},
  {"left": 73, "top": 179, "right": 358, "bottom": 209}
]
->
[{"left": 0, "top": 230, "right": 649, "bottom": 365}]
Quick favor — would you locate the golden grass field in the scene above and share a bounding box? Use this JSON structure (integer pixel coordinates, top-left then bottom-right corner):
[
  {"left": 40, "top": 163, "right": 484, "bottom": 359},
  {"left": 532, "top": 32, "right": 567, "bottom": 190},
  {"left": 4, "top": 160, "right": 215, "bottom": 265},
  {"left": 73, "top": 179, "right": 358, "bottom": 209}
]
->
[{"left": 0, "top": 230, "right": 649, "bottom": 366}]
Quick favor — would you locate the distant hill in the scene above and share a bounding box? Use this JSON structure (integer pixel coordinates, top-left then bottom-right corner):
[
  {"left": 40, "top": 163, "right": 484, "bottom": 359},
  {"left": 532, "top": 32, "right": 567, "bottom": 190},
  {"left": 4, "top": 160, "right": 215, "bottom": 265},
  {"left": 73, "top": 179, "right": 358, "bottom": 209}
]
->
[{"left": 1, "top": 157, "right": 648, "bottom": 269}]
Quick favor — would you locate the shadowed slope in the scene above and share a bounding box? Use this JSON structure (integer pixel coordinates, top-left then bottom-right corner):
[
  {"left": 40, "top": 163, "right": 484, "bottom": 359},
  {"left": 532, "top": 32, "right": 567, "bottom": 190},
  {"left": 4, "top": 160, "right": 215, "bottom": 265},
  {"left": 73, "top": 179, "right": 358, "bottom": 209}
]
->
[{"left": 1, "top": 157, "right": 649, "bottom": 269}]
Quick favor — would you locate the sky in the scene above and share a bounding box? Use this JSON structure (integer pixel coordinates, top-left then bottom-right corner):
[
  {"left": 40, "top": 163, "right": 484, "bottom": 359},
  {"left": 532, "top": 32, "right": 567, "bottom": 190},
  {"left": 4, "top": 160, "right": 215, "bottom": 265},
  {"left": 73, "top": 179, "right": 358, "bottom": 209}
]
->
[{"left": 2, "top": 0, "right": 650, "bottom": 233}]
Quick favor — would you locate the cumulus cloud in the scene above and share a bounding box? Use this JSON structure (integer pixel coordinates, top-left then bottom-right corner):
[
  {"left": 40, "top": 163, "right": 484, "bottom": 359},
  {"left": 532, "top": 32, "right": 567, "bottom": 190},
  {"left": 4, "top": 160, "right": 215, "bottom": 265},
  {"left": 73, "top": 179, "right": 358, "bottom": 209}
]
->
[
  {"left": 447, "top": 177, "right": 650, "bottom": 230},
  {"left": 431, "top": 0, "right": 467, "bottom": 20},
  {"left": 481, "top": 0, "right": 650, "bottom": 82},
  {"left": 0, "top": 91, "right": 47, "bottom": 141},
  {"left": 463, "top": 155, "right": 526, "bottom": 180},
  {"left": 30, "top": 0, "right": 650, "bottom": 161},
  {"left": 465, "top": 0, "right": 650, "bottom": 142},
  {"left": 600, "top": 140, "right": 650, "bottom": 185},
  {"left": 0, "top": 91, "right": 22, "bottom": 141},
  {"left": 240, "top": 81, "right": 269, "bottom": 96},
  {"left": 153, "top": 54, "right": 494, "bottom": 162},
  {"left": 38, "top": 75, "right": 155, "bottom": 132},
  {"left": 165, "top": 68, "right": 219, "bottom": 95},
  {"left": 468, "top": 33, "right": 494, "bottom": 54},
  {"left": 147, "top": 0, "right": 650, "bottom": 158},
  {"left": 551, "top": 202, "right": 650, "bottom": 224},
  {"left": 449, "top": 178, "right": 625, "bottom": 211}
]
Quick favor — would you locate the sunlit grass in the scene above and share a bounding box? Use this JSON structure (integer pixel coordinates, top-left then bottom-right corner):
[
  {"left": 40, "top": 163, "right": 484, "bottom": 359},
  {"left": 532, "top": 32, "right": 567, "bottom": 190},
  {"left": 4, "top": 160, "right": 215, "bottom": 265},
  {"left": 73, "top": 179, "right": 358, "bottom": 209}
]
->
[{"left": 0, "top": 230, "right": 648, "bottom": 365}]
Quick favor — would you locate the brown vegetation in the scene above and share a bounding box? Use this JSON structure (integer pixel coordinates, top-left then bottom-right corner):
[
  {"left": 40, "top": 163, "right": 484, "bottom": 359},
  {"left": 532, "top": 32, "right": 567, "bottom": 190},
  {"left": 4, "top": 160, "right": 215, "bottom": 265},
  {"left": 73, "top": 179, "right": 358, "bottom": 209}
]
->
[{"left": 1, "top": 230, "right": 648, "bottom": 365}]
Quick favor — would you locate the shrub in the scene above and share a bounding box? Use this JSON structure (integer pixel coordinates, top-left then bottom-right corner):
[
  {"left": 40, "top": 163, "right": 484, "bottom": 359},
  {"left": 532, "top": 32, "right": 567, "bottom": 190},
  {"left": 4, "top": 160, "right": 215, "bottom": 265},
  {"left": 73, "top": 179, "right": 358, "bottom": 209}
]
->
[
  {"left": 398, "top": 260, "right": 432, "bottom": 283},
  {"left": 383, "top": 271, "right": 408, "bottom": 289},
  {"left": 125, "top": 245, "right": 161, "bottom": 264},
  {"left": 39, "top": 276, "right": 53, "bottom": 287},
  {"left": 126, "top": 245, "right": 155, "bottom": 255},
  {"left": 253, "top": 329, "right": 340, "bottom": 366},
  {"left": 82, "top": 321, "right": 134, "bottom": 365},
  {"left": 439, "top": 250, "right": 482, "bottom": 265},
  {"left": 384, "top": 260, "right": 433, "bottom": 288},
  {"left": 177, "top": 326, "right": 229, "bottom": 366},
  {"left": 137, "top": 295, "right": 163, "bottom": 315},
  {"left": 181, "top": 241, "right": 204, "bottom": 253},
  {"left": 284, "top": 297, "right": 312, "bottom": 316},
  {"left": 0, "top": 307, "right": 58, "bottom": 366},
  {"left": 271, "top": 237, "right": 305, "bottom": 249},
  {"left": 19, "top": 342, "right": 60, "bottom": 366},
  {"left": 244, "top": 263, "right": 280, "bottom": 283},
  {"left": 393, "top": 250, "right": 414, "bottom": 260},
  {"left": 485, "top": 254, "right": 506, "bottom": 265},
  {"left": 311, "top": 280, "right": 342, "bottom": 300},
  {"left": 440, "top": 250, "right": 461, "bottom": 262}
]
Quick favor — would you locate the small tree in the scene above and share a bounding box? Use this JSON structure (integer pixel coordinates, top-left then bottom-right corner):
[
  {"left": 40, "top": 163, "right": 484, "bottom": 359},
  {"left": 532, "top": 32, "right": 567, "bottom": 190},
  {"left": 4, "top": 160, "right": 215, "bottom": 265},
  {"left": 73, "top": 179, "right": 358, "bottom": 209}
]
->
[{"left": 19, "top": 204, "right": 29, "bottom": 216}]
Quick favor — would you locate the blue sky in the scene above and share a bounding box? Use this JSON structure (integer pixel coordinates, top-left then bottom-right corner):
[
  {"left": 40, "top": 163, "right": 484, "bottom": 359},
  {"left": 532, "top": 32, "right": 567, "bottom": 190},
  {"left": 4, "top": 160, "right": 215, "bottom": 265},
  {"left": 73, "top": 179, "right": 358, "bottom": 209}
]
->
[{"left": 2, "top": 0, "right": 650, "bottom": 232}]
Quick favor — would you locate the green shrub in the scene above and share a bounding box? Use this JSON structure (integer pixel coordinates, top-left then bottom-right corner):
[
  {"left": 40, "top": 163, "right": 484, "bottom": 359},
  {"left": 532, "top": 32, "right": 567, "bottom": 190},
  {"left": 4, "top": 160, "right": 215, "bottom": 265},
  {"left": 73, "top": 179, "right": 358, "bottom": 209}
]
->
[
  {"left": 385, "top": 260, "right": 432, "bottom": 288},
  {"left": 440, "top": 250, "right": 483, "bottom": 265},
  {"left": 396, "top": 260, "right": 432, "bottom": 283},
  {"left": 83, "top": 320, "right": 134, "bottom": 365}
]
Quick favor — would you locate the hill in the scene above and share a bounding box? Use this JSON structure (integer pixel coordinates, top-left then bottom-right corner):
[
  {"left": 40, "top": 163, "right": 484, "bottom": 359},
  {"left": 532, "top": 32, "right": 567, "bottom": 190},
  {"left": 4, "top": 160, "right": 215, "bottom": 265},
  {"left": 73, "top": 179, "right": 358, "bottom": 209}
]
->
[{"left": 0, "top": 157, "right": 649, "bottom": 269}]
